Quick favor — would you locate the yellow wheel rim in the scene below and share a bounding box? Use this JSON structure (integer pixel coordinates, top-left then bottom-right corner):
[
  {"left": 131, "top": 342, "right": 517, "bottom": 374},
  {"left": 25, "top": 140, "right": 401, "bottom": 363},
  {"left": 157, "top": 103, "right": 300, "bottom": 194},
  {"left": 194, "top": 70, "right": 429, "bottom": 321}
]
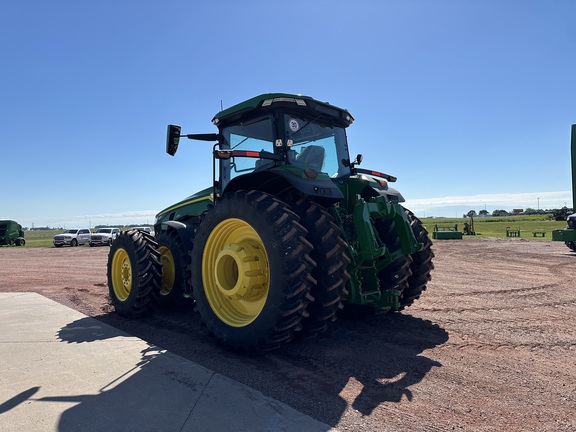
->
[
  {"left": 202, "top": 218, "right": 270, "bottom": 327},
  {"left": 158, "top": 245, "right": 175, "bottom": 296},
  {"left": 111, "top": 248, "right": 132, "bottom": 301}
]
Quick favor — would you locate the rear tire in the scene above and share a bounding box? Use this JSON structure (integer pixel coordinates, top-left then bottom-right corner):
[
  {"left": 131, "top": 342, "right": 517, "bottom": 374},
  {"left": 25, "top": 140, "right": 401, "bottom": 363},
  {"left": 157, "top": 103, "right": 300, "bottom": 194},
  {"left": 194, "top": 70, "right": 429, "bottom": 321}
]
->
[
  {"left": 191, "top": 190, "right": 315, "bottom": 353},
  {"left": 285, "top": 196, "right": 350, "bottom": 337},
  {"left": 401, "top": 208, "right": 434, "bottom": 308},
  {"left": 107, "top": 229, "right": 161, "bottom": 318},
  {"left": 155, "top": 230, "right": 191, "bottom": 309},
  {"left": 374, "top": 217, "right": 413, "bottom": 309},
  {"left": 71, "top": 239, "right": 78, "bottom": 247},
  {"left": 566, "top": 241, "right": 576, "bottom": 252}
]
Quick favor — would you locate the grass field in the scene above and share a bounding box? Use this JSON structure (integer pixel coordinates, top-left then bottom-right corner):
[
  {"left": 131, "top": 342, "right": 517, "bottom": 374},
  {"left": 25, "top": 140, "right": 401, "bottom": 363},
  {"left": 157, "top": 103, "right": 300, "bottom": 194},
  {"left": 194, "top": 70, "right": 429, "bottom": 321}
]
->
[
  {"left": 420, "top": 215, "right": 567, "bottom": 240},
  {"left": 4, "top": 215, "right": 569, "bottom": 249},
  {"left": 17, "top": 229, "right": 62, "bottom": 248}
]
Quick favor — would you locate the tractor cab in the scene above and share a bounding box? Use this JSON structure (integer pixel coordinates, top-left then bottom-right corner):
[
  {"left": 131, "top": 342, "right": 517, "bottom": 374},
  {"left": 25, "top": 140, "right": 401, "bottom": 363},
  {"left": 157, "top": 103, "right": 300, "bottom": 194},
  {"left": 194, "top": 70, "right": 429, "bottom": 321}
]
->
[
  {"left": 213, "top": 95, "right": 354, "bottom": 181},
  {"left": 167, "top": 94, "right": 356, "bottom": 203}
]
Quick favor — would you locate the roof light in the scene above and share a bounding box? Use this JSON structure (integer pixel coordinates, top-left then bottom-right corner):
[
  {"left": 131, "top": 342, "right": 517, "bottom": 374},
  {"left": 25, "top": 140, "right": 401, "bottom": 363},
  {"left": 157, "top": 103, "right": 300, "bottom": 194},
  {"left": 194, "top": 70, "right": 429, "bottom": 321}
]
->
[
  {"left": 275, "top": 139, "right": 283, "bottom": 147},
  {"left": 287, "top": 139, "right": 294, "bottom": 147},
  {"left": 261, "top": 97, "right": 308, "bottom": 107}
]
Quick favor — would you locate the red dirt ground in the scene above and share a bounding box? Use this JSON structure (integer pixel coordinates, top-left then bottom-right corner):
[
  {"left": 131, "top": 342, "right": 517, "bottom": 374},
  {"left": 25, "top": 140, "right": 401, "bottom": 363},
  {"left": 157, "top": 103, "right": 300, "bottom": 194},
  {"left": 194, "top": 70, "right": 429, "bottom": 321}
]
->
[{"left": 1, "top": 239, "right": 574, "bottom": 431}]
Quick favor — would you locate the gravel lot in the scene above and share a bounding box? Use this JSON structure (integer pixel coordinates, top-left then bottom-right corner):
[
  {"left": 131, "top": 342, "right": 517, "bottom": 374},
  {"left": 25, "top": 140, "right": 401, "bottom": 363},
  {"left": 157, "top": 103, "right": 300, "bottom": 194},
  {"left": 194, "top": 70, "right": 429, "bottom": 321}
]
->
[{"left": 1, "top": 239, "right": 574, "bottom": 431}]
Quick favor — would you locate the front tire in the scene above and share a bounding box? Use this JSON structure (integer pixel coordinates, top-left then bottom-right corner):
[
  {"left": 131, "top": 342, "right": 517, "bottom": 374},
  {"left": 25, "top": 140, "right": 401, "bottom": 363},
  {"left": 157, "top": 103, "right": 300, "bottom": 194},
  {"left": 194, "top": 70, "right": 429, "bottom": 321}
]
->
[
  {"left": 191, "top": 190, "right": 315, "bottom": 353},
  {"left": 566, "top": 241, "right": 576, "bottom": 252},
  {"left": 71, "top": 239, "right": 78, "bottom": 247},
  {"left": 107, "top": 229, "right": 161, "bottom": 318}
]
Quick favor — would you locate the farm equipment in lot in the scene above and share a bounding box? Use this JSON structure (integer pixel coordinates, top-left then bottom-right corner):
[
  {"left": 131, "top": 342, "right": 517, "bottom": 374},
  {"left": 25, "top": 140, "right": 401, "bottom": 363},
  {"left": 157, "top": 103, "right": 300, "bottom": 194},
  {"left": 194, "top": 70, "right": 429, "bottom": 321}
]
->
[
  {"left": 552, "top": 124, "right": 576, "bottom": 251},
  {"left": 0, "top": 220, "right": 25, "bottom": 246},
  {"left": 107, "top": 93, "right": 434, "bottom": 353}
]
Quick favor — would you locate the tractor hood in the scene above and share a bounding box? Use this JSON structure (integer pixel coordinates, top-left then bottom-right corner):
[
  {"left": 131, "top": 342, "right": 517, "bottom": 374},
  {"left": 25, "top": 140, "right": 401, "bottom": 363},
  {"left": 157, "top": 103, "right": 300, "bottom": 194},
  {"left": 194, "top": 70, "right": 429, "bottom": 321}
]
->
[{"left": 155, "top": 186, "right": 214, "bottom": 224}]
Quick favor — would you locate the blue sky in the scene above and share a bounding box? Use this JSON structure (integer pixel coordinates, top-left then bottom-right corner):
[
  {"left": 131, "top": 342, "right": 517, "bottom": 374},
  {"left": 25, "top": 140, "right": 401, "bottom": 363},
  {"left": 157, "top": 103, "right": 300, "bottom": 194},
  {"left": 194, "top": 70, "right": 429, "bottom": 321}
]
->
[{"left": 1, "top": 0, "right": 575, "bottom": 228}]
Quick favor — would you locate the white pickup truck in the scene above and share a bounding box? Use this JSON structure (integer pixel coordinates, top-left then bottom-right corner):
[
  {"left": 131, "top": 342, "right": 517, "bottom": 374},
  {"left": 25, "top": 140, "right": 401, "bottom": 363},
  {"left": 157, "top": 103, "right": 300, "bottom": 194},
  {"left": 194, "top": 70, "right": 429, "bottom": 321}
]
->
[
  {"left": 89, "top": 227, "right": 121, "bottom": 246},
  {"left": 53, "top": 229, "right": 92, "bottom": 247}
]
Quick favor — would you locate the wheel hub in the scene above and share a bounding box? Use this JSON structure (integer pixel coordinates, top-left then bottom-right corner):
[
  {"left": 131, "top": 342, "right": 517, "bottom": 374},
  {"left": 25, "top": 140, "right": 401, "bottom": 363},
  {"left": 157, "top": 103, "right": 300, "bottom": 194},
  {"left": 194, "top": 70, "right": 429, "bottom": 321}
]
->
[
  {"left": 121, "top": 261, "right": 131, "bottom": 288},
  {"left": 214, "top": 242, "right": 267, "bottom": 300},
  {"left": 158, "top": 246, "right": 175, "bottom": 295},
  {"left": 202, "top": 218, "right": 271, "bottom": 327}
]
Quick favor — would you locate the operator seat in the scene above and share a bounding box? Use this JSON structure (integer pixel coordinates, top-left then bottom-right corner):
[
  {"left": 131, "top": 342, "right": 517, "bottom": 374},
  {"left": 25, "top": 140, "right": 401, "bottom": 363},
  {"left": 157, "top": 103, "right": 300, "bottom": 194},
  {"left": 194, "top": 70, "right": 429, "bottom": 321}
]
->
[{"left": 295, "top": 145, "right": 325, "bottom": 172}]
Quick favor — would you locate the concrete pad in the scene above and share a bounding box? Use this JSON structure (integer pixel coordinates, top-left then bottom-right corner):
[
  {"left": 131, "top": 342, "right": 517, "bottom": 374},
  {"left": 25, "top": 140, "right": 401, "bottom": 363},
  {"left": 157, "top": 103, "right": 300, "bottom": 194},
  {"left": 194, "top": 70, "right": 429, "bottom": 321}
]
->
[{"left": 0, "top": 293, "right": 333, "bottom": 432}]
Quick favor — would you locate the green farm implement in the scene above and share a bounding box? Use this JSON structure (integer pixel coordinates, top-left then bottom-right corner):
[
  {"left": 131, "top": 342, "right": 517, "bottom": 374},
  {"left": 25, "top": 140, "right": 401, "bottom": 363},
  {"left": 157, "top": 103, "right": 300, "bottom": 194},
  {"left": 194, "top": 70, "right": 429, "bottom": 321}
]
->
[
  {"left": 552, "top": 124, "right": 576, "bottom": 250},
  {"left": 0, "top": 220, "right": 25, "bottom": 246}
]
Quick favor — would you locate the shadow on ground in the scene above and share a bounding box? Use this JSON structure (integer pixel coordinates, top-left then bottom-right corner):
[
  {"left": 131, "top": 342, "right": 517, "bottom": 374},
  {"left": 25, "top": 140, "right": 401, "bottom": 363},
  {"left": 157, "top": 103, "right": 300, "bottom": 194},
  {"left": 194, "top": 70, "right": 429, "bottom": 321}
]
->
[{"left": 93, "top": 307, "right": 449, "bottom": 427}]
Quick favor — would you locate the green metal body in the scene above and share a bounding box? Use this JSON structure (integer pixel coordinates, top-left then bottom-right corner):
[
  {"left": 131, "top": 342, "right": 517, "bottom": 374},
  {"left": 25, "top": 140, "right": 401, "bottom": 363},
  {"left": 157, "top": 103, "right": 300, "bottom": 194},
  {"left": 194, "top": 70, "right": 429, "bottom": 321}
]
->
[
  {"left": 330, "top": 177, "right": 421, "bottom": 309},
  {"left": 432, "top": 223, "right": 463, "bottom": 240},
  {"left": 552, "top": 124, "right": 576, "bottom": 243},
  {"left": 158, "top": 93, "right": 425, "bottom": 310},
  {"left": 433, "top": 231, "right": 463, "bottom": 240},
  {"left": 0, "top": 220, "right": 25, "bottom": 246}
]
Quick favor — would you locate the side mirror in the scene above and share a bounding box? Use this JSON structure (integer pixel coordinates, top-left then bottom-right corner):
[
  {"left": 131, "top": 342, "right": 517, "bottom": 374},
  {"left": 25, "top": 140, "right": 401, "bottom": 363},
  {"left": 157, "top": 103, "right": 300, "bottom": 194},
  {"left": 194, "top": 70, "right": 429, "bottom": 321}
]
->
[
  {"left": 166, "top": 124, "right": 182, "bottom": 156},
  {"left": 355, "top": 154, "right": 363, "bottom": 166}
]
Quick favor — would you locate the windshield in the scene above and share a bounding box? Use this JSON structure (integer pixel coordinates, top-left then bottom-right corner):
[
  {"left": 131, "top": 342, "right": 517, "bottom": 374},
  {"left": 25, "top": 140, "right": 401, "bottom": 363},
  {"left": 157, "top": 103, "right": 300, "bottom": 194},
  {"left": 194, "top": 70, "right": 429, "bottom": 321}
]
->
[
  {"left": 218, "top": 113, "right": 351, "bottom": 185},
  {"left": 220, "top": 116, "right": 274, "bottom": 182},
  {"left": 64, "top": 229, "right": 78, "bottom": 234},
  {"left": 96, "top": 229, "right": 111, "bottom": 233},
  {"left": 284, "top": 114, "right": 350, "bottom": 178}
]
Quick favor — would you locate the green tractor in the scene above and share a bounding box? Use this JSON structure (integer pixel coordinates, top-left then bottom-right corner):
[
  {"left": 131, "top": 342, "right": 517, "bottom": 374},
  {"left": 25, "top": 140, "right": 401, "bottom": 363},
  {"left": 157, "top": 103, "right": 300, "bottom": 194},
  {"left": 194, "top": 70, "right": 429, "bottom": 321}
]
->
[
  {"left": 107, "top": 93, "right": 434, "bottom": 353},
  {"left": 552, "top": 124, "right": 576, "bottom": 251},
  {"left": 0, "top": 220, "right": 25, "bottom": 246}
]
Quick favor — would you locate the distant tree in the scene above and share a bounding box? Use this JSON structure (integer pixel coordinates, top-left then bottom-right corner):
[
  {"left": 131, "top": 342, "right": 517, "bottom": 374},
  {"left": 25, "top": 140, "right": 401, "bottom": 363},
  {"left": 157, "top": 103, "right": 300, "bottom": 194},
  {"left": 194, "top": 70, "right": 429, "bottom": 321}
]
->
[
  {"left": 479, "top": 210, "right": 489, "bottom": 216},
  {"left": 492, "top": 210, "right": 509, "bottom": 217},
  {"left": 466, "top": 210, "right": 477, "bottom": 217}
]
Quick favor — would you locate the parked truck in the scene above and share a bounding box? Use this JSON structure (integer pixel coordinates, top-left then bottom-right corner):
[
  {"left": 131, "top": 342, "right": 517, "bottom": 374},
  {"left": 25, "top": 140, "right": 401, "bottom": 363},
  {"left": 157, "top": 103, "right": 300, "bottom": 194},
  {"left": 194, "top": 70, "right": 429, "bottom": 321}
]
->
[
  {"left": 0, "top": 220, "right": 25, "bottom": 246},
  {"left": 552, "top": 124, "right": 576, "bottom": 250},
  {"left": 107, "top": 93, "right": 434, "bottom": 353}
]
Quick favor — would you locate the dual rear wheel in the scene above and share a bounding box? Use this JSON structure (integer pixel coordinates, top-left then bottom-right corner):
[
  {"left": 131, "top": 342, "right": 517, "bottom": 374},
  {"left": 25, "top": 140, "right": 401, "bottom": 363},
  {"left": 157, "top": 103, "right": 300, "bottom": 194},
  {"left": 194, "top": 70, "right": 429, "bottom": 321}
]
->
[{"left": 191, "top": 190, "right": 316, "bottom": 353}]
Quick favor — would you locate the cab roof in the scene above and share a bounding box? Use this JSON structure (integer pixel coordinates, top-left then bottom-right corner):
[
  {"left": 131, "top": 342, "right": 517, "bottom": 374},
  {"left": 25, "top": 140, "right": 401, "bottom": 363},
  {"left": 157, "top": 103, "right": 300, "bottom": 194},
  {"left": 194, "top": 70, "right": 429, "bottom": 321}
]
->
[{"left": 212, "top": 93, "right": 354, "bottom": 128}]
